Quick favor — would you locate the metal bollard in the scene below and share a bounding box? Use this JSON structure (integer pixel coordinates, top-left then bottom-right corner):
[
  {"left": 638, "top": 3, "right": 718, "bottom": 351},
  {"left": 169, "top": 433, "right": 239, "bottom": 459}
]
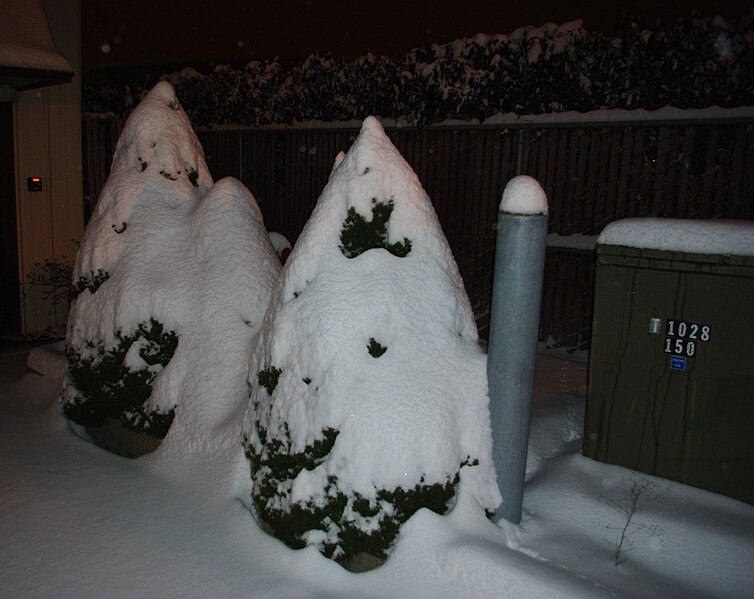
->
[{"left": 488, "top": 175, "right": 548, "bottom": 524}]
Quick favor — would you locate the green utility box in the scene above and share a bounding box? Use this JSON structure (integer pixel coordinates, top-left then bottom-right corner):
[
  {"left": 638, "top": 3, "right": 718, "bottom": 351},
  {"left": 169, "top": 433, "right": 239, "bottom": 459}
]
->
[{"left": 584, "top": 218, "right": 754, "bottom": 505}]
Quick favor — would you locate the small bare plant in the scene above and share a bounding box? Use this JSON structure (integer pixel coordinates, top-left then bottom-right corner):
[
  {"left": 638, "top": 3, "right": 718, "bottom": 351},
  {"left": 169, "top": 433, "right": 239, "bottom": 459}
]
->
[
  {"left": 24, "top": 255, "right": 79, "bottom": 334},
  {"left": 599, "top": 475, "right": 666, "bottom": 566},
  {"left": 26, "top": 257, "right": 77, "bottom": 305}
]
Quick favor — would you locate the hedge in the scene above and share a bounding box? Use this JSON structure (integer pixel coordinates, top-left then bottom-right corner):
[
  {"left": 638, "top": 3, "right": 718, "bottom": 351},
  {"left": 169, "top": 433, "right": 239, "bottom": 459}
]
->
[{"left": 84, "top": 13, "right": 754, "bottom": 126}]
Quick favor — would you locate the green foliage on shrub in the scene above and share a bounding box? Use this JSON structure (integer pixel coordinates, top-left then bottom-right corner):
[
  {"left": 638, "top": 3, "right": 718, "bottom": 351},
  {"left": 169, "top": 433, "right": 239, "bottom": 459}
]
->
[
  {"left": 63, "top": 318, "right": 178, "bottom": 439},
  {"left": 74, "top": 269, "right": 110, "bottom": 295},
  {"left": 244, "top": 421, "right": 461, "bottom": 569},
  {"left": 339, "top": 199, "right": 411, "bottom": 259},
  {"left": 245, "top": 377, "right": 473, "bottom": 569},
  {"left": 257, "top": 366, "right": 282, "bottom": 395},
  {"left": 246, "top": 423, "right": 338, "bottom": 500},
  {"left": 332, "top": 474, "right": 458, "bottom": 568},
  {"left": 367, "top": 338, "right": 387, "bottom": 358}
]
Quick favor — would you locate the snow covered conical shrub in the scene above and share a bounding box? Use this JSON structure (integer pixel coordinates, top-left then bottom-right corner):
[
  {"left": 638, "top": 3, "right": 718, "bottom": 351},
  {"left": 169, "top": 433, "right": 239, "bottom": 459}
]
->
[
  {"left": 64, "top": 82, "right": 280, "bottom": 463},
  {"left": 243, "top": 117, "right": 500, "bottom": 571}
]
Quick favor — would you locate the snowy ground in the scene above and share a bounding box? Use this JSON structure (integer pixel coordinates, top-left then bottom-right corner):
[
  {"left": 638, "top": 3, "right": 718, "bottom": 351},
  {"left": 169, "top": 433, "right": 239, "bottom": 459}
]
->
[{"left": 1, "top": 345, "right": 752, "bottom": 598}]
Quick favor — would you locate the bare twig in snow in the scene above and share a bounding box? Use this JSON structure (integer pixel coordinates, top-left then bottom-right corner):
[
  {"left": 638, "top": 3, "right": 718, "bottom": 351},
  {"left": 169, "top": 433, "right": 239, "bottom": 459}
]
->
[{"left": 598, "top": 475, "right": 666, "bottom": 566}]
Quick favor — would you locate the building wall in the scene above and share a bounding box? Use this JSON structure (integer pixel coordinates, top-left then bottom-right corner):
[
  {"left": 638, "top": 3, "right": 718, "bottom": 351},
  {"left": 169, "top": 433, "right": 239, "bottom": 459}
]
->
[{"left": 14, "top": 0, "right": 83, "bottom": 334}]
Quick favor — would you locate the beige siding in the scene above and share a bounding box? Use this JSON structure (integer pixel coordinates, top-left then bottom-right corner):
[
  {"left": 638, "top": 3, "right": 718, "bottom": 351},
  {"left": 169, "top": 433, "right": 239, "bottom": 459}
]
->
[{"left": 14, "top": 0, "right": 83, "bottom": 334}]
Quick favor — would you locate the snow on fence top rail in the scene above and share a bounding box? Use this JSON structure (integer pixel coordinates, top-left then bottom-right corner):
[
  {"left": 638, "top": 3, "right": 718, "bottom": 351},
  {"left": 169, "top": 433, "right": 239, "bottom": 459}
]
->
[
  {"left": 175, "top": 105, "right": 754, "bottom": 133},
  {"left": 450, "top": 105, "right": 754, "bottom": 128}
]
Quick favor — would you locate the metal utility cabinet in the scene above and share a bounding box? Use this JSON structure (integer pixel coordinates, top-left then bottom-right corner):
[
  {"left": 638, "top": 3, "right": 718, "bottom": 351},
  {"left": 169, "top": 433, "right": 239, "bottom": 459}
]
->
[{"left": 584, "top": 218, "right": 754, "bottom": 505}]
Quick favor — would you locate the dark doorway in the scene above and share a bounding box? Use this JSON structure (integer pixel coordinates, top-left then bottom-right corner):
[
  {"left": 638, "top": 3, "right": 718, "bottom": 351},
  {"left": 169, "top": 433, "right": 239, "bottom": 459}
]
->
[{"left": 0, "top": 102, "right": 21, "bottom": 335}]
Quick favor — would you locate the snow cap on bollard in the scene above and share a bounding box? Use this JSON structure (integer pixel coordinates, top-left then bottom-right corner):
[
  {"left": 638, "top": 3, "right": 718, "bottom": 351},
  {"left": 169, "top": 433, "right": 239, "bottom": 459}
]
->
[{"left": 500, "top": 175, "right": 548, "bottom": 215}]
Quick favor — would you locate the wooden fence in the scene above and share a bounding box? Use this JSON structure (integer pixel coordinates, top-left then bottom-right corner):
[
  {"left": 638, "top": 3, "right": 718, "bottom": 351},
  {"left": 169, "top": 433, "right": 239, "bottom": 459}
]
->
[{"left": 83, "top": 115, "right": 754, "bottom": 347}]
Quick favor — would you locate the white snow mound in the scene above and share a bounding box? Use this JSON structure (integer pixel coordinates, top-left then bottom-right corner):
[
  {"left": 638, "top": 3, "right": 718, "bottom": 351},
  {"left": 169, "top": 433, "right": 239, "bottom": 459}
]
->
[{"left": 75, "top": 81, "right": 213, "bottom": 280}]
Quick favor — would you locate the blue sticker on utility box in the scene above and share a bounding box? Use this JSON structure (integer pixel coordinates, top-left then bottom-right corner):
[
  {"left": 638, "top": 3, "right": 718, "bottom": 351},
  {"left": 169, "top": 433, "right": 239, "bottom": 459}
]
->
[{"left": 670, "top": 355, "right": 686, "bottom": 372}]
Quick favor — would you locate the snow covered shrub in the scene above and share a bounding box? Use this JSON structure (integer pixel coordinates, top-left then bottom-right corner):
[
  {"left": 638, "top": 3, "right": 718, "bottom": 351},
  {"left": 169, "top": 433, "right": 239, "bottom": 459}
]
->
[
  {"left": 243, "top": 117, "right": 500, "bottom": 571},
  {"left": 63, "top": 318, "right": 177, "bottom": 438},
  {"left": 65, "top": 82, "right": 280, "bottom": 465}
]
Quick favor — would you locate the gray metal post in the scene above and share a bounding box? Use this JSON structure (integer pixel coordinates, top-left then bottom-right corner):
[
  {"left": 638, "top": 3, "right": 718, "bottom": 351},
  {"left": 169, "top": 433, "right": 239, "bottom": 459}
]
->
[{"left": 488, "top": 181, "right": 548, "bottom": 524}]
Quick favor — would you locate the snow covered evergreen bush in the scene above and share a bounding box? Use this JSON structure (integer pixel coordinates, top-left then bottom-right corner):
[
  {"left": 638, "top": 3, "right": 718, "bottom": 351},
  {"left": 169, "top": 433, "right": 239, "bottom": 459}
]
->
[
  {"left": 64, "top": 82, "right": 280, "bottom": 464},
  {"left": 84, "top": 14, "right": 753, "bottom": 125},
  {"left": 242, "top": 117, "right": 500, "bottom": 571}
]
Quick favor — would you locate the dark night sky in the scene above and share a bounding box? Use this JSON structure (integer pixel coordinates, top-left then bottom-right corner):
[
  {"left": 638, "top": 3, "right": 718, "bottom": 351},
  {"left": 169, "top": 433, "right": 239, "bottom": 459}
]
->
[{"left": 82, "top": 0, "right": 753, "bottom": 71}]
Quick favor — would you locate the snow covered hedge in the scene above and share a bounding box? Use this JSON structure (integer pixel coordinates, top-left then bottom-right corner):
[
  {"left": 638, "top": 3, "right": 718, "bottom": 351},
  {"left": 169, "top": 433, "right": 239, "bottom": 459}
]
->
[
  {"left": 242, "top": 117, "right": 500, "bottom": 571},
  {"left": 64, "top": 82, "right": 280, "bottom": 463},
  {"left": 84, "top": 14, "right": 754, "bottom": 126}
]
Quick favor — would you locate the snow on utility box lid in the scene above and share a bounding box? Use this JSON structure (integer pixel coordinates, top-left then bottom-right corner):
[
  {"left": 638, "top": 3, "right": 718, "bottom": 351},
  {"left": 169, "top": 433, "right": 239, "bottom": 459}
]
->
[{"left": 598, "top": 218, "right": 754, "bottom": 257}]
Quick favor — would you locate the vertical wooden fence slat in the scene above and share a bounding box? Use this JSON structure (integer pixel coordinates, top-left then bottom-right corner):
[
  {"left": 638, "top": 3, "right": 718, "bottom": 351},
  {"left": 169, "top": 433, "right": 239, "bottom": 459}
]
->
[
  {"left": 714, "top": 125, "right": 735, "bottom": 218},
  {"left": 728, "top": 126, "right": 746, "bottom": 219},
  {"left": 677, "top": 127, "right": 694, "bottom": 218},
  {"left": 534, "top": 130, "right": 549, "bottom": 195},
  {"left": 626, "top": 128, "right": 643, "bottom": 217},
  {"left": 583, "top": 129, "right": 601, "bottom": 233},
  {"left": 604, "top": 128, "right": 622, "bottom": 223},
  {"left": 552, "top": 129, "right": 569, "bottom": 231},
  {"left": 615, "top": 128, "right": 633, "bottom": 220},
  {"left": 595, "top": 128, "right": 613, "bottom": 231},
  {"left": 473, "top": 132, "right": 494, "bottom": 330},
  {"left": 689, "top": 128, "right": 703, "bottom": 218},
  {"left": 82, "top": 117, "right": 95, "bottom": 211},
  {"left": 520, "top": 129, "right": 533, "bottom": 175},
  {"left": 572, "top": 128, "right": 590, "bottom": 233},
  {"left": 475, "top": 131, "right": 499, "bottom": 337},
  {"left": 640, "top": 128, "right": 656, "bottom": 217},
  {"left": 653, "top": 127, "right": 670, "bottom": 216},
  {"left": 700, "top": 127, "right": 721, "bottom": 218},
  {"left": 562, "top": 254, "right": 577, "bottom": 345},
  {"left": 666, "top": 127, "right": 682, "bottom": 216},
  {"left": 261, "top": 131, "right": 277, "bottom": 211},
  {"left": 437, "top": 130, "right": 454, "bottom": 243},
  {"left": 458, "top": 132, "right": 474, "bottom": 304},
  {"left": 464, "top": 131, "right": 482, "bottom": 282},
  {"left": 539, "top": 251, "right": 555, "bottom": 342},
  {"left": 744, "top": 126, "right": 754, "bottom": 219},
  {"left": 473, "top": 130, "right": 505, "bottom": 338}
]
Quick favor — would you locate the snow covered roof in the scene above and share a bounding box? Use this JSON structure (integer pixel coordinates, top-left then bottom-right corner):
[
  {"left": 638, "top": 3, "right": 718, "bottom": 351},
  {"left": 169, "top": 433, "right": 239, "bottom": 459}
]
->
[{"left": 0, "top": 0, "right": 73, "bottom": 90}]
